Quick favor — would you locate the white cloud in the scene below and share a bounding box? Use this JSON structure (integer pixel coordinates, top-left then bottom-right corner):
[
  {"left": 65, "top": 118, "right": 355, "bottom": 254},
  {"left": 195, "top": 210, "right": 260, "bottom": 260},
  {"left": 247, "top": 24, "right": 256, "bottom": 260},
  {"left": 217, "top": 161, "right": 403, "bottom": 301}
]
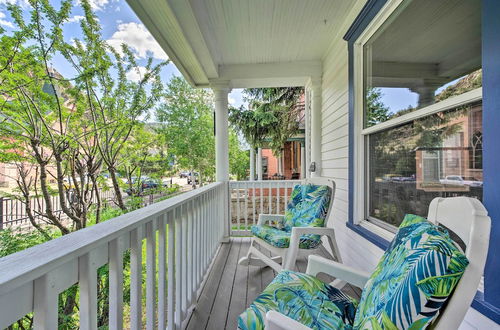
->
[
  {"left": 228, "top": 96, "right": 236, "bottom": 105},
  {"left": 126, "top": 66, "right": 148, "bottom": 82},
  {"left": 67, "top": 15, "right": 84, "bottom": 23},
  {"left": 76, "top": 0, "right": 109, "bottom": 11},
  {"left": 107, "top": 22, "right": 168, "bottom": 61},
  {"left": 0, "top": 0, "right": 27, "bottom": 5},
  {"left": 0, "top": 11, "right": 13, "bottom": 28}
]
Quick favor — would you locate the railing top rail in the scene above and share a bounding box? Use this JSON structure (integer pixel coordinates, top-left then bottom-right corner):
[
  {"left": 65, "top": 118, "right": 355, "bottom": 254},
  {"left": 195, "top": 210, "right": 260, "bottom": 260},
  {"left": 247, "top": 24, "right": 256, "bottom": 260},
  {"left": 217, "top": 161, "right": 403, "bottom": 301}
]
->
[
  {"left": 229, "top": 180, "right": 300, "bottom": 185},
  {"left": 0, "top": 181, "right": 223, "bottom": 295}
]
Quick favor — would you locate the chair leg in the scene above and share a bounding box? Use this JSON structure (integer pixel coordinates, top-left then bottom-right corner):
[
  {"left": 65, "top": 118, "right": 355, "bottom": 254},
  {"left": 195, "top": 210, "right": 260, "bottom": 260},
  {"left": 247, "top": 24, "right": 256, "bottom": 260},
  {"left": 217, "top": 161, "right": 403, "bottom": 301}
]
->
[
  {"left": 238, "top": 238, "right": 283, "bottom": 268},
  {"left": 238, "top": 237, "right": 256, "bottom": 266},
  {"left": 325, "top": 231, "right": 342, "bottom": 263},
  {"left": 283, "top": 244, "right": 299, "bottom": 271}
]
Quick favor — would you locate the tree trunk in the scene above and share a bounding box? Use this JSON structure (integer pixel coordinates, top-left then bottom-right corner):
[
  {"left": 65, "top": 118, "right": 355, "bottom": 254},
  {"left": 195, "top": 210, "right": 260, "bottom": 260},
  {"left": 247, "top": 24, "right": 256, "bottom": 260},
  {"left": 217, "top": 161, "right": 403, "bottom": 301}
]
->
[{"left": 109, "top": 167, "right": 126, "bottom": 210}]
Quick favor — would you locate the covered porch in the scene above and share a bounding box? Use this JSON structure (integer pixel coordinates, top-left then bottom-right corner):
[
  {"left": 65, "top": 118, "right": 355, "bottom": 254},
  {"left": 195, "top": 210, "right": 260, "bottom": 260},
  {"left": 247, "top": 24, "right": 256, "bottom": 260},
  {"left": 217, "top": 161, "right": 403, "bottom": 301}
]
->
[{"left": 0, "top": 0, "right": 499, "bottom": 329}]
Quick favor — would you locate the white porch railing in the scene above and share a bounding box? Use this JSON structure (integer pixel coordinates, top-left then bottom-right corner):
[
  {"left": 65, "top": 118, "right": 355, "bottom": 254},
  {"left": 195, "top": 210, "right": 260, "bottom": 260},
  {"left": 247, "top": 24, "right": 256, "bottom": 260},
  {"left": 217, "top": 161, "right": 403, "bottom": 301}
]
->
[
  {"left": 0, "top": 182, "right": 226, "bottom": 329},
  {"left": 229, "top": 180, "right": 299, "bottom": 236}
]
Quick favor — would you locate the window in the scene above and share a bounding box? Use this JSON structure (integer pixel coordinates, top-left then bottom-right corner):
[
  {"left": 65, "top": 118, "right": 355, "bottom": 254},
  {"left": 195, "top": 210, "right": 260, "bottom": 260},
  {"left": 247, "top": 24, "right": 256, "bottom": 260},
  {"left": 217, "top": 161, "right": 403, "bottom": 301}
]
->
[{"left": 358, "top": 0, "right": 482, "bottom": 230}]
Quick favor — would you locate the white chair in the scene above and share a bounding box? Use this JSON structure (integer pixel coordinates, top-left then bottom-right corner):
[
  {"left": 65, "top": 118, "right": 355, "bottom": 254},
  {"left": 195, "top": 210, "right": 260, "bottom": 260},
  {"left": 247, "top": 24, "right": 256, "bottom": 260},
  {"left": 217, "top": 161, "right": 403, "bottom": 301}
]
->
[
  {"left": 238, "top": 177, "right": 342, "bottom": 272},
  {"left": 264, "top": 196, "right": 491, "bottom": 329}
]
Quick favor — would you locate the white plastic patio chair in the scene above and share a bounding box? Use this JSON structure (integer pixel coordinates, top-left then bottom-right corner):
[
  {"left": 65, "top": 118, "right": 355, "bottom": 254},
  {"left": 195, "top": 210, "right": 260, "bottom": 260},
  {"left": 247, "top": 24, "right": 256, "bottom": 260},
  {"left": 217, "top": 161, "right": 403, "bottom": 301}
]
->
[
  {"left": 264, "top": 196, "right": 491, "bottom": 330},
  {"left": 238, "top": 177, "right": 342, "bottom": 272}
]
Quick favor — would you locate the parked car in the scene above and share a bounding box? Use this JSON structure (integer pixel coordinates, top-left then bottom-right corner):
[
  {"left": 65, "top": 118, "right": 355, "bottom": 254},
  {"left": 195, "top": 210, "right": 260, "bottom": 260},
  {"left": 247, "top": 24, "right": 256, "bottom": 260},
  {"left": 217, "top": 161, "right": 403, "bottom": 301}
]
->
[
  {"left": 126, "top": 178, "right": 161, "bottom": 196},
  {"left": 439, "top": 175, "right": 483, "bottom": 187},
  {"left": 180, "top": 171, "right": 190, "bottom": 178},
  {"left": 187, "top": 172, "right": 199, "bottom": 185}
]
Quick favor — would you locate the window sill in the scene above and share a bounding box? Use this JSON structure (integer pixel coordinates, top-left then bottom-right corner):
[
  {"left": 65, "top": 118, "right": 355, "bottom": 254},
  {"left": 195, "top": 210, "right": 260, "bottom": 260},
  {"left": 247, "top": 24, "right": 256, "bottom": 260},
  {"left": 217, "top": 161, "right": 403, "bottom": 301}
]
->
[
  {"left": 472, "top": 292, "right": 500, "bottom": 324},
  {"left": 346, "top": 221, "right": 500, "bottom": 324},
  {"left": 345, "top": 221, "right": 391, "bottom": 250}
]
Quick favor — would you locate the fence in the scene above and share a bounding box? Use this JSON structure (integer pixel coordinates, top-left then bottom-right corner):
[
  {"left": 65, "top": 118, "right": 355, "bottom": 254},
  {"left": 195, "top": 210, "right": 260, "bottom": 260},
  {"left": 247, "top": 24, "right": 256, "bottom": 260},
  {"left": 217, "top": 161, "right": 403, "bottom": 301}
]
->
[
  {"left": 0, "top": 181, "right": 226, "bottom": 329},
  {"left": 0, "top": 187, "right": 187, "bottom": 231},
  {"left": 229, "top": 180, "right": 299, "bottom": 236}
]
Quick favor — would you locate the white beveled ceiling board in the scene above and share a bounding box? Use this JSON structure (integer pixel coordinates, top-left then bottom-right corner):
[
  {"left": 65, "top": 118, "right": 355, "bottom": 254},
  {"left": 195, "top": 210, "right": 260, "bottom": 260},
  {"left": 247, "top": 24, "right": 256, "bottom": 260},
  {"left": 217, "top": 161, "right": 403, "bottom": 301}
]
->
[
  {"left": 188, "top": 0, "right": 357, "bottom": 65},
  {"left": 127, "top": 0, "right": 363, "bottom": 87}
]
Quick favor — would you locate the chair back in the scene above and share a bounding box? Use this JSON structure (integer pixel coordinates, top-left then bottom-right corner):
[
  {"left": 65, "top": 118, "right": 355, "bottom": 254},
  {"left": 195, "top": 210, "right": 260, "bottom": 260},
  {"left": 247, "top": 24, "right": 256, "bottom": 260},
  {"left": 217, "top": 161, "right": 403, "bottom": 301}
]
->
[
  {"left": 282, "top": 178, "right": 335, "bottom": 231},
  {"left": 427, "top": 197, "right": 491, "bottom": 329},
  {"left": 302, "top": 177, "right": 336, "bottom": 224}
]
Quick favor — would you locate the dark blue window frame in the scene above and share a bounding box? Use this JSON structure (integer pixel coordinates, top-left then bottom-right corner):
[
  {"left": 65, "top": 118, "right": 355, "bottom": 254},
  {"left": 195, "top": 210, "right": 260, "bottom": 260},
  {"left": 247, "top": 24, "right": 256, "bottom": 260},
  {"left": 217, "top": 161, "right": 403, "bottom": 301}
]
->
[{"left": 344, "top": 0, "right": 500, "bottom": 323}]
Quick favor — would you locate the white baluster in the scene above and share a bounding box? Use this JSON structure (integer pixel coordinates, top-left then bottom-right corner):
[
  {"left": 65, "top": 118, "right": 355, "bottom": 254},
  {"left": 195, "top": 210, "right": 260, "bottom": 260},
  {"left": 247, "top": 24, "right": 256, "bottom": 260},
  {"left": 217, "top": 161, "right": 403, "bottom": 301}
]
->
[
  {"left": 167, "top": 211, "right": 176, "bottom": 330},
  {"left": 268, "top": 182, "right": 272, "bottom": 214},
  {"left": 175, "top": 208, "right": 183, "bottom": 329},
  {"left": 236, "top": 183, "right": 240, "bottom": 235},
  {"left": 252, "top": 181, "right": 256, "bottom": 228},
  {"left": 33, "top": 274, "right": 58, "bottom": 329},
  {"left": 146, "top": 220, "right": 157, "bottom": 330},
  {"left": 130, "top": 226, "right": 143, "bottom": 330},
  {"left": 109, "top": 237, "right": 124, "bottom": 330},
  {"left": 158, "top": 214, "right": 167, "bottom": 330},
  {"left": 79, "top": 252, "right": 98, "bottom": 330}
]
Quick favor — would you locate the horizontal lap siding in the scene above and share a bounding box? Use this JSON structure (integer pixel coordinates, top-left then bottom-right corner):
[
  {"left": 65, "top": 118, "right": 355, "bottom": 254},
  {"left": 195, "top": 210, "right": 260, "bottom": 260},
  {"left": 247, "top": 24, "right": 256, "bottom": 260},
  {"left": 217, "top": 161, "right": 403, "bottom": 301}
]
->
[
  {"left": 319, "top": 37, "right": 384, "bottom": 274},
  {"left": 319, "top": 16, "right": 496, "bottom": 326}
]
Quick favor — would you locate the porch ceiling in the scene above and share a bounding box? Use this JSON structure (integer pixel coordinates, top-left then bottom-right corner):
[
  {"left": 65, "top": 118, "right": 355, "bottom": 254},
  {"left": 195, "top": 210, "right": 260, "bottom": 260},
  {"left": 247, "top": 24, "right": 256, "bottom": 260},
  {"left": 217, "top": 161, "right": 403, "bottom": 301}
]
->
[{"left": 126, "top": 0, "right": 359, "bottom": 88}]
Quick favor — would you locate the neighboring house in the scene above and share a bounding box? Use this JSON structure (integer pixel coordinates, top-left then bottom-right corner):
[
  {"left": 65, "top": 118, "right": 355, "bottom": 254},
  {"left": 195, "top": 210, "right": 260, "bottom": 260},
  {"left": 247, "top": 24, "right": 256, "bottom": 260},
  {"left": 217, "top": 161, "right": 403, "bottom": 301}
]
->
[{"left": 258, "top": 95, "right": 306, "bottom": 180}]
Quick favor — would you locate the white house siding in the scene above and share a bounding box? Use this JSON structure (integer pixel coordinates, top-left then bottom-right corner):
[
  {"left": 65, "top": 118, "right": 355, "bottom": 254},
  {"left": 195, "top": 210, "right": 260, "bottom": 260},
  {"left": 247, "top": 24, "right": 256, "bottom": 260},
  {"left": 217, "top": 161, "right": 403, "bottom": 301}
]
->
[
  {"left": 319, "top": 35, "right": 383, "bottom": 274},
  {"left": 318, "top": 7, "right": 496, "bottom": 329}
]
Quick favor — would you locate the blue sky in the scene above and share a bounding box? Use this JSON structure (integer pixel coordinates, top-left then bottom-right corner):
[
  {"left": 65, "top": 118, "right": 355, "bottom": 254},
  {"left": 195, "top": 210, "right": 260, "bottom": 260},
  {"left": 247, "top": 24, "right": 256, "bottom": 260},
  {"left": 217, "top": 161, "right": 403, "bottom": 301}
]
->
[{"left": 0, "top": 0, "right": 246, "bottom": 113}]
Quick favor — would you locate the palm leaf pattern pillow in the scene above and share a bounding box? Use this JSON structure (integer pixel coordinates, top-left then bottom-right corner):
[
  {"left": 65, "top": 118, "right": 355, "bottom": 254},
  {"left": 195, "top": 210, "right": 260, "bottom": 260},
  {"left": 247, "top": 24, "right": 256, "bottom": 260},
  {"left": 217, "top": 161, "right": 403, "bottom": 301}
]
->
[
  {"left": 283, "top": 184, "right": 332, "bottom": 232},
  {"left": 238, "top": 270, "right": 358, "bottom": 330},
  {"left": 353, "top": 214, "right": 469, "bottom": 329}
]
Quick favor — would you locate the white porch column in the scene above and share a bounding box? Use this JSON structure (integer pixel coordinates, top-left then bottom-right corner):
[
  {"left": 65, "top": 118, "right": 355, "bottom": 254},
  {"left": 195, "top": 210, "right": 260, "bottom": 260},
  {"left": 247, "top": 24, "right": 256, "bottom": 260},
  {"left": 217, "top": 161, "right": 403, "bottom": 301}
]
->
[
  {"left": 310, "top": 78, "right": 322, "bottom": 177},
  {"left": 212, "top": 83, "right": 230, "bottom": 242},
  {"left": 213, "top": 86, "right": 230, "bottom": 181},
  {"left": 257, "top": 147, "right": 263, "bottom": 180},
  {"left": 305, "top": 89, "right": 311, "bottom": 178},
  {"left": 249, "top": 148, "right": 255, "bottom": 181},
  {"left": 300, "top": 143, "right": 306, "bottom": 179}
]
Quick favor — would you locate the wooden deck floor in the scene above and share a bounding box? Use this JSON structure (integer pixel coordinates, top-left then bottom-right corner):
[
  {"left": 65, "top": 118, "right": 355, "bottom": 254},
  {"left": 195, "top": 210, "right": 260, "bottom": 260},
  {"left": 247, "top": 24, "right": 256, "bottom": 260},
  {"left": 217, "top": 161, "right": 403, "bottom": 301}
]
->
[{"left": 186, "top": 237, "right": 362, "bottom": 330}]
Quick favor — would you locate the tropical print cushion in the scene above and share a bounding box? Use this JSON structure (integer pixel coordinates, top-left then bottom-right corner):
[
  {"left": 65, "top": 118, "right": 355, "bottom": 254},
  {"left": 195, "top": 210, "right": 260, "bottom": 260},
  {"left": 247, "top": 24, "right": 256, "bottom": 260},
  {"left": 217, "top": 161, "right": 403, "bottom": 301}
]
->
[
  {"left": 251, "top": 224, "right": 322, "bottom": 249},
  {"left": 353, "top": 214, "right": 469, "bottom": 329},
  {"left": 238, "top": 270, "right": 358, "bottom": 330},
  {"left": 283, "top": 184, "right": 332, "bottom": 232}
]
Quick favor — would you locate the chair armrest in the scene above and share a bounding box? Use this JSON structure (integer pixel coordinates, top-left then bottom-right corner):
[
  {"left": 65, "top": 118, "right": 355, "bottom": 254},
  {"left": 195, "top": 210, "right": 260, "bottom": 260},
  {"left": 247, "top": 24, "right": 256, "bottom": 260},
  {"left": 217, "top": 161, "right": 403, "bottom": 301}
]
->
[
  {"left": 290, "top": 226, "right": 335, "bottom": 236},
  {"left": 306, "top": 255, "right": 371, "bottom": 289},
  {"left": 265, "top": 311, "right": 312, "bottom": 330},
  {"left": 257, "top": 214, "right": 285, "bottom": 226}
]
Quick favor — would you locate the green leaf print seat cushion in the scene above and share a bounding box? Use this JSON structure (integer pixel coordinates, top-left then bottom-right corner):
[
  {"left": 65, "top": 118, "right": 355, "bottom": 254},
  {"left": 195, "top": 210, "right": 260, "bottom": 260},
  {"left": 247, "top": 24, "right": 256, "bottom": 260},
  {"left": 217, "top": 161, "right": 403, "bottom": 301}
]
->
[
  {"left": 250, "top": 225, "right": 324, "bottom": 249},
  {"left": 353, "top": 214, "right": 469, "bottom": 329},
  {"left": 238, "top": 270, "right": 358, "bottom": 330},
  {"left": 250, "top": 184, "right": 332, "bottom": 249},
  {"left": 239, "top": 214, "right": 469, "bottom": 330}
]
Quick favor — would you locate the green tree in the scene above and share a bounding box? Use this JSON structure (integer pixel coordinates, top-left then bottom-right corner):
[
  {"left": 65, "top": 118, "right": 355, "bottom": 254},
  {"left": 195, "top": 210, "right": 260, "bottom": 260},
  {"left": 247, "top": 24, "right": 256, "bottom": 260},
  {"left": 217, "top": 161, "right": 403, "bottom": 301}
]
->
[
  {"left": 365, "top": 88, "right": 390, "bottom": 127},
  {"left": 229, "top": 131, "right": 249, "bottom": 180},
  {"left": 229, "top": 87, "right": 303, "bottom": 155},
  {"left": 0, "top": 0, "right": 168, "bottom": 326},
  {"left": 62, "top": 0, "right": 167, "bottom": 210},
  {"left": 156, "top": 77, "right": 215, "bottom": 185}
]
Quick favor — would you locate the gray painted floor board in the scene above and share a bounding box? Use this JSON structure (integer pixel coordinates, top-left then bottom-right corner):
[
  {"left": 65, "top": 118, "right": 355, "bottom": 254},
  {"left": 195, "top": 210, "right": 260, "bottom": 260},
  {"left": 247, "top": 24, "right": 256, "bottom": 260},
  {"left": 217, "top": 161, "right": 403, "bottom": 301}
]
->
[{"left": 186, "top": 238, "right": 363, "bottom": 330}]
